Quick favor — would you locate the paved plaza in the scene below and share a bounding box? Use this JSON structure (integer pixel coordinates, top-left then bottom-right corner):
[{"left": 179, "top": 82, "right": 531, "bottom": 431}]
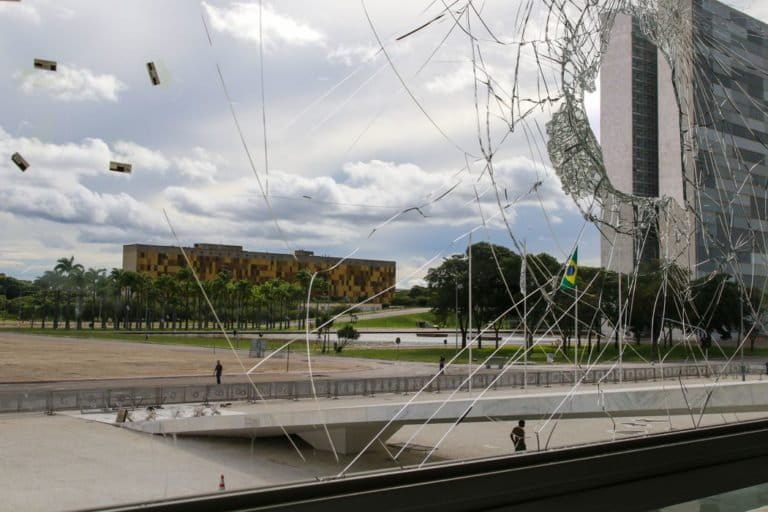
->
[
  {"left": 3, "top": 331, "right": 768, "bottom": 511},
  {"left": 2, "top": 381, "right": 767, "bottom": 511}
]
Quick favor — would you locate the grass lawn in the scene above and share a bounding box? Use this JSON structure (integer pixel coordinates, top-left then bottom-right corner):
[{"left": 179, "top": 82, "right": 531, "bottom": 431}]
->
[
  {"left": 0, "top": 328, "right": 290, "bottom": 351},
  {"left": 4, "top": 327, "right": 767, "bottom": 365},
  {"left": 352, "top": 311, "right": 453, "bottom": 329},
  {"left": 335, "top": 341, "right": 768, "bottom": 365}
]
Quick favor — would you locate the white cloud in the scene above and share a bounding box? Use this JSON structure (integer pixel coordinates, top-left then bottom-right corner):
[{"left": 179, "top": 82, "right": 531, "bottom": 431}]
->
[
  {"left": 0, "top": 128, "right": 228, "bottom": 242},
  {"left": 425, "top": 65, "right": 476, "bottom": 94},
  {"left": 1, "top": 129, "right": 225, "bottom": 188},
  {"left": 173, "top": 147, "right": 222, "bottom": 183},
  {"left": 0, "top": 130, "right": 159, "bottom": 230},
  {"left": 114, "top": 141, "right": 171, "bottom": 172},
  {"left": 202, "top": 2, "right": 325, "bottom": 48},
  {"left": 0, "top": 0, "right": 78, "bottom": 24},
  {"left": 14, "top": 65, "right": 126, "bottom": 102},
  {"left": 52, "top": 5, "right": 76, "bottom": 20},
  {"left": 0, "top": 2, "right": 40, "bottom": 24},
  {"left": 327, "top": 45, "right": 379, "bottom": 66},
  {"left": 0, "top": 131, "right": 111, "bottom": 181},
  {"left": 162, "top": 157, "right": 575, "bottom": 251},
  {"left": 423, "top": 60, "right": 516, "bottom": 97},
  {"left": 0, "top": 183, "right": 159, "bottom": 230},
  {"left": 0, "top": 2, "right": 606, "bottom": 279}
]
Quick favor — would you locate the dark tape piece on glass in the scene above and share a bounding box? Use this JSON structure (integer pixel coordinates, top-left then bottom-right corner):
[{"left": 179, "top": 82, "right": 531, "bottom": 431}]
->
[
  {"left": 11, "top": 152, "right": 29, "bottom": 172},
  {"left": 109, "top": 161, "right": 132, "bottom": 174},
  {"left": 34, "top": 58, "right": 57, "bottom": 71},
  {"left": 146, "top": 62, "right": 160, "bottom": 86}
]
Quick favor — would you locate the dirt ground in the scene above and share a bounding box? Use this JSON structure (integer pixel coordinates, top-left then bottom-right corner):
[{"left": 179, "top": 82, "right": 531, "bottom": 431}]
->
[{"left": 0, "top": 333, "right": 374, "bottom": 383}]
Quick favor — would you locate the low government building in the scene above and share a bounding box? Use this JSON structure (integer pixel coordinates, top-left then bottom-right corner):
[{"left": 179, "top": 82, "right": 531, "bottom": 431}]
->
[{"left": 123, "top": 243, "right": 396, "bottom": 303}]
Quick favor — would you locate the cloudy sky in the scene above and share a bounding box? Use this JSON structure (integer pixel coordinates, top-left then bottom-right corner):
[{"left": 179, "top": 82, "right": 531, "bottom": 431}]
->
[{"left": 0, "top": 0, "right": 766, "bottom": 287}]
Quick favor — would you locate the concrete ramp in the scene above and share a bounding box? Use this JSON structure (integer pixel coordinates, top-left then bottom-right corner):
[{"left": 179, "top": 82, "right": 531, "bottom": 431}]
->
[{"left": 124, "top": 380, "right": 768, "bottom": 454}]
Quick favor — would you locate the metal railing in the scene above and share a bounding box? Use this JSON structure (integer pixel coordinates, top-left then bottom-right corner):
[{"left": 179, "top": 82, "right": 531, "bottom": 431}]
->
[{"left": 0, "top": 362, "right": 761, "bottom": 414}]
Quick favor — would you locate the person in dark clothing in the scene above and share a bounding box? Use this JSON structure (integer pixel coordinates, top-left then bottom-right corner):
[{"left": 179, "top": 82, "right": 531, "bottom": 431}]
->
[
  {"left": 439, "top": 354, "right": 446, "bottom": 375},
  {"left": 214, "top": 360, "right": 223, "bottom": 384},
  {"left": 511, "top": 419, "right": 526, "bottom": 452}
]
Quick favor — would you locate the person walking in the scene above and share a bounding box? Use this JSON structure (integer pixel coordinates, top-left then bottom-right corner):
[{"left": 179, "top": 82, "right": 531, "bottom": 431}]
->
[
  {"left": 511, "top": 419, "right": 526, "bottom": 452},
  {"left": 439, "top": 354, "right": 446, "bottom": 376},
  {"left": 214, "top": 360, "right": 223, "bottom": 385}
]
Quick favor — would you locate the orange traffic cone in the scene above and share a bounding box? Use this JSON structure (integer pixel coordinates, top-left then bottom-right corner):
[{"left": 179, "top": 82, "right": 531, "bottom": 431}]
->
[{"left": 218, "top": 474, "right": 226, "bottom": 491}]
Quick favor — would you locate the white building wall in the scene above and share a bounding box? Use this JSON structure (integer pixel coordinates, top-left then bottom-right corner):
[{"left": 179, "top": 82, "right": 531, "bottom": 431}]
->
[{"left": 600, "top": 13, "right": 636, "bottom": 274}]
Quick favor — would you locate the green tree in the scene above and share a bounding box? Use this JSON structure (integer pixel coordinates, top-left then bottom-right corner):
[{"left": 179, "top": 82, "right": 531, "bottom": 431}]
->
[
  {"left": 233, "top": 279, "right": 252, "bottom": 330},
  {"left": 426, "top": 254, "right": 469, "bottom": 347},
  {"left": 84, "top": 268, "right": 106, "bottom": 329},
  {"left": 689, "top": 273, "right": 741, "bottom": 343},
  {"left": 34, "top": 271, "right": 61, "bottom": 328},
  {"left": 295, "top": 269, "right": 314, "bottom": 329},
  {"left": 523, "top": 252, "right": 562, "bottom": 347},
  {"left": 69, "top": 266, "right": 86, "bottom": 330},
  {"left": 315, "top": 310, "right": 335, "bottom": 353},
  {"left": 54, "top": 256, "right": 84, "bottom": 329},
  {"left": 175, "top": 266, "right": 195, "bottom": 330},
  {"left": 154, "top": 274, "right": 177, "bottom": 329},
  {"left": 468, "top": 242, "right": 521, "bottom": 349},
  {"left": 335, "top": 324, "right": 360, "bottom": 352},
  {"left": 110, "top": 268, "right": 140, "bottom": 329},
  {"left": 211, "top": 271, "right": 232, "bottom": 328}
]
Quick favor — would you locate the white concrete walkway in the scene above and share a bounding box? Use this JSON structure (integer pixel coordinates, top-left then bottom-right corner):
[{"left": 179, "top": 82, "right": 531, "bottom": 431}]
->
[{"left": 120, "top": 378, "right": 768, "bottom": 453}]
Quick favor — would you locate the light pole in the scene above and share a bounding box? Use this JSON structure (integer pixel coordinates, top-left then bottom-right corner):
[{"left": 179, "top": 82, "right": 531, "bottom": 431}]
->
[
  {"left": 740, "top": 292, "right": 745, "bottom": 381},
  {"left": 454, "top": 282, "right": 462, "bottom": 350},
  {"left": 468, "top": 233, "right": 472, "bottom": 395}
]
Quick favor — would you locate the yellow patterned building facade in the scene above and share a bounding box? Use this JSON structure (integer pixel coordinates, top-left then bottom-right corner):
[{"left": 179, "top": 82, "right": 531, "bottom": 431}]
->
[{"left": 123, "top": 243, "right": 396, "bottom": 303}]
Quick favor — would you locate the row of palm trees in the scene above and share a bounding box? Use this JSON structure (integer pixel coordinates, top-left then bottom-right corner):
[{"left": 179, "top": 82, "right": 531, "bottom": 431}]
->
[{"left": 19, "top": 257, "right": 332, "bottom": 331}]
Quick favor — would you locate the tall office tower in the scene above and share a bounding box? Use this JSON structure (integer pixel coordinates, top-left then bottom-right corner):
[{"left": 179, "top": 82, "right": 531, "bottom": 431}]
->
[{"left": 600, "top": 0, "right": 768, "bottom": 288}]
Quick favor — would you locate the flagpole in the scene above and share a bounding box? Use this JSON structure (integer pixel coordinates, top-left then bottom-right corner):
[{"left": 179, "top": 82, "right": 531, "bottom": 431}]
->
[
  {"left": 561, "top": 248, "right": 579, "bottom": 385},
  {"left": 618, "top": 261, "right": 623, "bottom": 383},
  {"left": 574, "top": 283, "right": 579, "bottom": 385},
  {"left": 468, "top": 232, "right": 472, "bottom": 395},
  {"left": 522, "top": 241, "right": 527, "bottom": 389}
]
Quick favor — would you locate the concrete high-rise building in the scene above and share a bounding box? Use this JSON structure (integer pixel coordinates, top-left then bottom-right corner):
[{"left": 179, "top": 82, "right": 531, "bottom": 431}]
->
[
  {"left": 123, "top": 243, "right": 397, "bottom": 304},
  {"left": 600, "top": 0, "right": 768, "bottom": 286}
]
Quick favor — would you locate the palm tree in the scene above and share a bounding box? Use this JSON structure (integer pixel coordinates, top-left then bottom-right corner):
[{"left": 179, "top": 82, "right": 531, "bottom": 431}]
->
[
  {"left": 315, "top": 276, "right": 330, "bottom": 315},
  {"left": 69, "top": 267, "right": 86, "bottom": 330},
  {"left": 234, "top": 280, "right": 252, "bottom": 330},
  {"left": 54, "top": 256, "right": 84, "bottom": 329},
  {"left": 84, "top": 268, "right": 106, "bottom": 329},
  {"left": 202, "top": 280, "right": 216, "bottom": 329},
  {"left": 295, "top": 269, "right": 314, "bottom": 329},
  {"left": 212, "top": 271, "right": 231, "bottom": 328},
  {"left": 155, "top": 274, "right": 176, "bottom": 330},
  {"left": 226, "top": 280, "right": 236, "bottom": 329},
  {"left": 54, "top": 256, "right": 83, "bottom": 276},
  {"left": 275, "top": 280, "right": 291, "bottom": 329},
  {"left": 280, "top": 281, "right": 302, "bottom": 329},
  {"left": 175, "top": 266, "right": 195, "bottom": 330},
  {"left": 251, "top": 284, "right": 267, "bottom": 329},
  {"left": 109, "top": 268, "right": 138, "bottom": 329},
  {"left": 35, "top": 271, "right": 61, "bottom": 329},
  {"left": 260, "top": 279, "right": 282, "bottom": 329},
  {"left": 131, "top": 273, "right": 150, "bottom": 330},
  {"left": 95, "top": 271, "right": 110, "bottom": 329}
]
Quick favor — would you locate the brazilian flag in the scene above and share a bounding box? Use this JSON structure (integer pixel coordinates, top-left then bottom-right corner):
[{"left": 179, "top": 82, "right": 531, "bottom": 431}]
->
[{"left": 560, "top": 248, "right": 578, "bottom": 290}]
